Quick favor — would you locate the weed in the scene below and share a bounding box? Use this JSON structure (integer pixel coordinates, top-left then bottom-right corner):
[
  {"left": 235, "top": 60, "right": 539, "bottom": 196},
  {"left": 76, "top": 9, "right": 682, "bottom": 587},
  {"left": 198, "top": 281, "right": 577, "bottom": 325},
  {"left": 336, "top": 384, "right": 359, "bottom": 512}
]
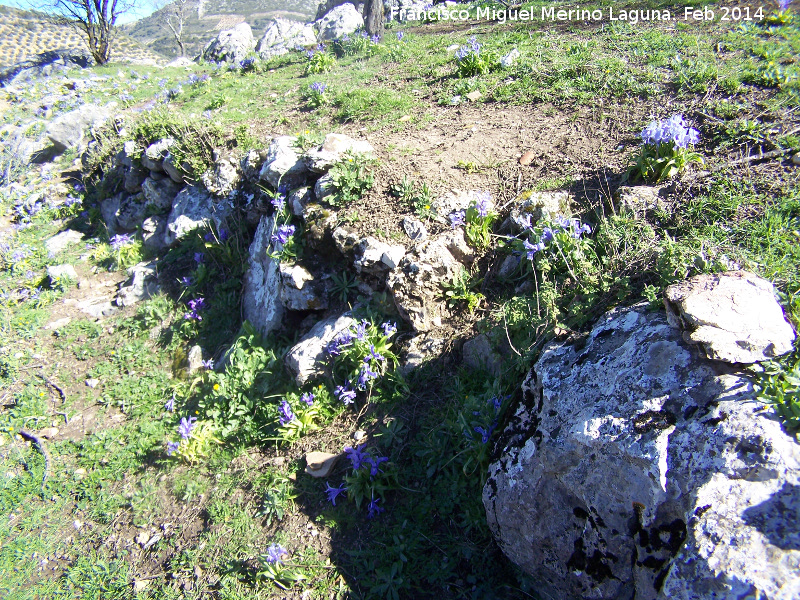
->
[
  {"left": 441, "top": 267, "right": 484, "bottom": 312},
  {"left": 390, "top": 176, "right": 435, "bottom": 219},
  {"left": 305, "top": 50, "right": 337, "bottom": 75},
  {"left": 327, "top": 152, "right": 377, "bottom": 207},
  {"left": 330, "top": 270, "right": 359, "bottom": 302},
  {"left": 752, "top": 347, "right": 800, "bottom": 437},
  {"left": 454, "top": 36, "right": 499, "bottom": 77}
]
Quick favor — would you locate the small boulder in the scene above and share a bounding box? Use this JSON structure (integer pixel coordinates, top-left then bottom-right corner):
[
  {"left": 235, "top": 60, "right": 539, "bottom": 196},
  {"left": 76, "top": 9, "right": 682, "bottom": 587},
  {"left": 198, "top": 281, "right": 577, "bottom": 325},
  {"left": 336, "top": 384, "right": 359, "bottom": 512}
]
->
[
  {"left": 116, "top": 260, "right": 160, "bottom": 307},
  {"left": 257, "top": 18, "right": 317, "bottom": 59},
  {"left": 289, "top": 186, "right": 312, "bottom": 216},
  {"left": 303, "top": 133, "right": 375, "bottom": 173},
  {"left": 46, "top": 264, "right": 77, "bottom": 283},
  {"left": 141, "top": 177, "right": 182, "bottom": 213},
  {"left": 259, "top": 136, "right": 309, "bottom": 189},
  {"left": 202, "top": 22, "right": 256, "bottom": 64},
  {"left": 242, "top": 215, "right": 285, "bottom": 337},
  {"left": 280, "top": 264, "right": 328, "bottom": 311},
  {"left": 315, "top": 4, "right": 364, "bottom": 42},
  {"left": 46, "top": 103, "right": 110, "bottom": 153},
  {"left": 202, "top": 155, "right": 241, "bottom": 196},
  {"left": 314, "top": 172, "right": 336, "bottom": 204},
  {"left": 285, "top": 313, "right": 357, "bottom": 385},
  {"left": 401, "top": 216, "right": 427, "bottom": 241},
  {"left": 186, "top": 345, "right": 204, "bottom": 374},
  {"left": 617, "top": 185, "right": 667, "bottom": 217},
  {"left": 45, "top": 229, "right": 83, "bottom": 255},
  {"left": 163, "top": 153, "right": 187, "bottom": 184},
  {"left": 164, "top": 186, "right": 231, "bottom": 247},
  {"left": 141, "top": 138, "right": 174, "bottom": 173},
  {"left": 664, "top": 271, "right": 796, "bottom": 363},
  {"left": 400, "top": 335, "right": 446, "bottom": 375},
  {"left": 142, "top": 216, "right": 168, "bottom": 253},
  {"left": 502, "top": 190, "right": 571, "bottom": 233},
  {"left": 305, "top": 451, "right": 341, "bottom": 478}
]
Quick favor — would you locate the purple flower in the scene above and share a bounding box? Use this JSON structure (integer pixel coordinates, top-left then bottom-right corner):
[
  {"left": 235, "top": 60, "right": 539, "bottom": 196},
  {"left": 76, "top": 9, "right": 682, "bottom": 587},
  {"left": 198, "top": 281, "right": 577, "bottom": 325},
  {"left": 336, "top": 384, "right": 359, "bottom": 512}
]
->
[
  {"left": 316, "top": 43, "right": 326, "bottom": 52},
  {"left": 396, "top": 31, "right": 405, "bottom": 41},
  {"left": 540, "top": 227, "right": 555, "bottom": 243},
  {"left": 381, "top": 322, "right": 397, "bottom": 338},
  {"left": 178, "top": 416, "right": 197, "bottom": 440},
  {"left": 779, "top": 0, "right": 791, "bottom": 10},
  {"left": 264, "top": 544, "right": 286, "bottom": 564},
  {"left": 335, "top": 384, "right": 357, "bottom": 405},
  {"left": 165, "top": 396, "right": 175, "bottom": 412},
  {"left": 110, "top": 233, "right": 134, "bottom": 250},
  {"left": 474, "top": 426, "right": 491, "bottom": 444},
  {"left": 201, "top": 359, "right": 214, "bottom": 370},
  {"left": 640, "top": 114, "right": 700, "bottom": 149},
  {"left": 354, "top": 320, "right": 369, "bottom": 341},
  {"left": 365, "top": 344, "right": 385, "bottom": 363},
  {"left": 488, "top": 396, "right": 502, "bottom": 412},
  {"left": 310, "top": 82, "right": 327, "bottom": 94},
  {"left": 181, "top": 276, "right": 193, "bottom": 287},
  {"left": 188, "top": 298, "right": 206, "bottom": 312},
  {"left": 204, "top": 232, "right": 215, "bottom": 242},
  {"left": 306, "top": 50, "right": 315, "bottom": 59},
  {"left": 193, "top": 252, "right": 204, "bottom": 264},
  {"left": 344, "top": 445, "right": 367, "bottom": 469},
  {"left": 371, "top": 34, "right": 380, "bottom": 44},
  {"left": 367, "top": 495, "right": 384, "bottom": 519},
  {"left": 219, "top": 228, "right": 229, "bottom": 241},
  {"left": 357, "top": 364, "right": 378, "bottom": 389},
  {"left": 167, "top": 441, "right": 180, "bottom": 455},
  {"left": 271, "top": 224, "right": 295, "bottom": 246},
  {"left": 365, "top": 455, "right": 388, "bottom": 477},
  {"left": 449, "top": 210, "right": 466, "bottom": 229},
  {"left": 325, "top": 481, "right": 347, "bottom": 506},
  {"left": 271, "top": 194, "right": 286, "bottom": 212},
  {"left": 523, "top": 239, "right": 545, "bottom": 261},
  {"left": 473, "top": 191, "right": 491, "bottom": 217},
  {"left": 518, "top": 214, "right": 533, "bottom": 231},
  {"left": 301, "top": 392, "right": 315, "bottom": 406},
  {"left": 278, "top": 400, "right": 296, "bottom": 425}
]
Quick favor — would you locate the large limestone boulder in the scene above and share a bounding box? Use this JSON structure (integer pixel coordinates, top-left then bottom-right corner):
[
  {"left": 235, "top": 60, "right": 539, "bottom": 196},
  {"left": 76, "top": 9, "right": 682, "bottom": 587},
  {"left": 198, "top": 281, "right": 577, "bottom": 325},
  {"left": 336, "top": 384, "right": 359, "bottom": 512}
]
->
[
  {"left": 242, "top": 215, "right": 284, "bottom": 338},
  {"left": 483, "top": 302, "right": 800, "bottom": 600},
  {"left": 285, "top": 313, "right": 357, "bottom": 385},
  {"left": 163, "top": 186, "right": 231, "bottom": 246},
  {"left": 315, "top": 3, "right": 364, "bottom": 42},
  {"left": 202, "top": 22, "right": 256, "bottom": 64},
  {"left": 46, "top": 103, "right": 110, "bottom": 153},
  {"left": 664, "top": 271, "right": 796, "bottom": 364},
  {"left": 256, "top": 18, "right": 317, "bottom": 59}
]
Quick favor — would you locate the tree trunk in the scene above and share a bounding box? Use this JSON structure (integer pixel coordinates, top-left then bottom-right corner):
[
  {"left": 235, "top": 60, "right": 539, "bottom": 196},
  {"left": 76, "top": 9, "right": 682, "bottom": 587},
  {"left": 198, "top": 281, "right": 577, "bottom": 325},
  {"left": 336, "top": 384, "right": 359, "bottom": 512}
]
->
[{"left": 363, "top": 0, "right": 384, "bottom": 39}]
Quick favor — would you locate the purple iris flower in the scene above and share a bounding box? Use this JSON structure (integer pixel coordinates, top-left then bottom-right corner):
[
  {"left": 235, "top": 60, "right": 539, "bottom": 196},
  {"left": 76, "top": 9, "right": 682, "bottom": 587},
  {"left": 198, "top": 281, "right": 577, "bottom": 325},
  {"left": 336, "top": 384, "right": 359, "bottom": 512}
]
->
[
  {"left": 167, "top": 441, "right": 180, "bottom": 455},
  {"left": 271, "top": 224, "right": 295, "bottom": 246},
  {"left": 365, "top": 344, "right": 385, "bottom": 363},
  {"left": 264, "top": 544, "right": 286, "bottom": 564},
  {"left": 325, "top": 481, "right": 347, "bottom": 505},
  {"left": 473, "top": 191, "right": 491, "bottom": 217},
  {"left": 367, "top": 495, "right": 385, "bottom": 519},
  {"left": 164, "top": 396, "right": 175, "bottom": 412},
  {"left": 449, "top": 210, "right": 466, "bottom": 229},
  {"left": 357, "top": 364, "right": 378, "bottom": 389},
  {"left": 335, "top": 384, "right": 357, "bottom": 405},
  {"left": 193, "top": 252, "right": 204, "bottom": 264},
  {"left": 278, "top": 400, "right": 296, "bottom": 425},
  {"left": 344, "top": 445, "right": 367, "bottom": 469},
  {"left": 365, "top": 455, "right": 388, "bottom": 477},
  {"left": 271, "top": 194, "right": 286, "bottom": 212},
  {"left": 381, "top": 322, "right": 397, "bottom": 338},
  {"left": 301, "top": 392, "right": 315, "bottom": 406},
  {"left": 110, "top": 233, "right": 134, "bottom": 250},
  {"left": 523, "top": 239, "right": 545, "bottom": 261},
  {"left": 354, "top": 320, "right": 369, "bottom": 341},
  {"left": 178, "top": 416, "right": 197, "bottom": 440}
]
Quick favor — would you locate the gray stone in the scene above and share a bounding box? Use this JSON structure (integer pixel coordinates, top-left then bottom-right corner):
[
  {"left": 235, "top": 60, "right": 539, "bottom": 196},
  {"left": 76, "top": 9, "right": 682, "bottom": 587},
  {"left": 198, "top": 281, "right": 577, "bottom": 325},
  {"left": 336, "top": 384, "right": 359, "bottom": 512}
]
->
[
  {"left": 401, "top": 216, "right": 427, "bottom": 241},
  {"left": 462, "top": 333, "right": 503, "bottom": 376},
  {"left": 115, "top": 193, "right": 148, "bottom": 231},
  {"left": 664, "top": 271, "right": 796, "bottom": 364},
  {"left": 46, "top": 264, "right": 77, "bottom": 283},
  {"left": 498, "top": 254, "right": 521, "bottom": 278},
  {"left": 162, "top": 153, "right": 186, "bottom": 184},
  {"left": 164, "top": 186, "right": 231, "bottom": 246},
  {"left": 314, "top": 172, "right": 335, "bottom": 204},
  {"left": 280, "top": 263, "right": 328, "bottom": 311},
  {"left": 305, "top": 204, "right": 338, "bottom": 249},
  {"left": 484, "top": 303, "right": 800, "bottom": 600},
  {"left": 617, "top": 185, "right": 667, "bottom": 217},
  {"left": 500, "top": 48, "right": 520, "bottom": 68},
  {"left": 399, "top": 334, "right": 445, "bottom": 375},
  {"left": 142, "top": 216, "right": 168, "bottom": 253},
  {"left": 259, "top": 136, "right": 310, "bottom": 189},
  {"left": 432, "top": 189, "right": 482, "bottom": 217},
  {"left": 242, "top": 215, "right": 285, "bottom": 337},
  {"left": 115, "top": 140, "right": 138, "bottom": 169},
  {"left": 289, "top": 186, "right": 312, "bottom": 216},
  {"left": 441, "top": 227, "right": 474, "bottom": 264},
  {"left": 123, "top": 165, "right": 148, "bottom": 193},
  {"left": 285, "top": 313, "right": 357, "bottom": 385},
  {"left": 315, "top": 3, "right": 364, "bottom": 42},
  {"left": 201, "top": 155, "right": 241, "bottom": 196},
  {"left": 186, "top": 345, "right": 204, "bottom": 374},
  {"left": 141, "top": 138, "right": 174, "bottom": 173},
  {"left": 502, "top": 190, "right": 571, "bottom": 233},
  {"left": 116, "top": 260, "right": 160, "bottom": 307},
  {"left": 46, "top": 103, "right": 110, "bottom": 153},
  {"left": 202, "top": 22, "right": 256, "bottom": 64},
  {"left": 353, "top": 237, "right": 406, "bottom": 274},
  {"left": 45, "top": 229, "right": 83, "bottom": 254},
  {"left": 256, "top": 18, "right": 317, "bottom": 59},
  {"left": 78, "top": 296, "right": 116, "bottom": 318},
  {"left": 240, "top": 149, "right": 265, "bottom": 183},
  {"left": 386, "top": 236, "right": 461, "bottom": 331},
  {"left": 792, "top": 152, "right": 800, "bottom": 166},
  {"left": 303, "top": 133, "right": 375, "bottom": 173},
  {"left": 141, "top": 177, "right": 182, "bottom": 212}
]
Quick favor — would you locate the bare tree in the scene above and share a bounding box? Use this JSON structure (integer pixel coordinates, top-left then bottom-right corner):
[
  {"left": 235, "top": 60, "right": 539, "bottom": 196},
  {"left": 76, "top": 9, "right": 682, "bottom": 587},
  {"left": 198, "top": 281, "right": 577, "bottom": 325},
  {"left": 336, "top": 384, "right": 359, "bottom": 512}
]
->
[
  {"left": 151, "top": 0, "right": 192, "bottom": 57},
  {"left": 35, "top": 0, "right": 139, "bottom": 64}
]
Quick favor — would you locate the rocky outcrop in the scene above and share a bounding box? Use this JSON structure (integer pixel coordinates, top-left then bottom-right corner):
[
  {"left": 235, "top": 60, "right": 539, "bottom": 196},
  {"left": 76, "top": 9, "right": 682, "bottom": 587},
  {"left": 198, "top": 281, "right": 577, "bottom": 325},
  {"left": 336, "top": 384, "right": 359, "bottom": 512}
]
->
[
  {"left": 314, "top": 3, "right": 364, "bottom": 42},
  {"left": 256, "top": 18, "right": 317, "bottom": 60},
  {"left": 664, "top": 271, "right": 796, "bottom": 364},
  {"left": 202, "top": 22, "right": 256, "bottom": 64},
  {"left": 484, "top": 302, "right": 800, "bottom": 600},
  {"left": 242, "top": 215, "right": 284, "bottom": 338}
]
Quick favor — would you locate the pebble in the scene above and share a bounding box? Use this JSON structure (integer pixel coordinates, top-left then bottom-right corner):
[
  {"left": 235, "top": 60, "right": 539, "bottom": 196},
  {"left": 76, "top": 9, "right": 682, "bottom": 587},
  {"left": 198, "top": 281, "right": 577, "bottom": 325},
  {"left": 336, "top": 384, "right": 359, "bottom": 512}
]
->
[
  {"left": 85, "top": 378, "right": 99, "bottom": 388},
  {"left": 519, "top": 150, "right": 536, "bottom": 166},
  {"left": 792, "top": 152, "right": 800, "bottom": 166},
  {"left": 353, "top": 430, "right": 366, "bottom": 441}
]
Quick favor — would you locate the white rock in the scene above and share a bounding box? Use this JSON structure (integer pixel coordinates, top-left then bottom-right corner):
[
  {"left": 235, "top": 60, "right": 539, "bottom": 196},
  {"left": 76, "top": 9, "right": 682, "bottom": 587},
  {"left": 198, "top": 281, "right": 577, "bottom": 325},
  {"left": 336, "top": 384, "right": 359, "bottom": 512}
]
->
[
  {"left": 46, "top": 264, "right": 78, "bottom": 282},
  {"left": 303, "top": 133, "right": 375, "bottom": 173},
  {"left": 315, "top": 4, "right": 364, "bottom": 41},
  {"left": 500, "top": 48, "right": 520, "bottom": 68},
  {"left": 259, "top": 136, "right": 310, "bottom": 189},
  {"left": 285, "top": 313, "right": 357, "bottom": 385},
  {"left": 279, "top": 264, "right": 328, "bottom": 311},
  {"left": 46, "top": 103, "right": 110, "bottom": 153},
  {"left": 163, "top": 186, "right": 231, "bottom": 247},
  {"left": 202, "top": 22, "right": 256, "bottom": 63},
  {"left": 116, "top": 260, "right": 160, "bottom": 307},
  {"left": 141, "top": 138, "right": 175, "bottom": 173},
  {"left": 257, "top": 18, "right": 317, "bottom": 59},
  {"left": 45, "top": 230, "right": 83, "bottom": 254},
  {"left": 242, "top": 215, "right": 285, "bottom": 337},
  {"left": 665, "top": 271, "right": 796, "bottom": 363}
]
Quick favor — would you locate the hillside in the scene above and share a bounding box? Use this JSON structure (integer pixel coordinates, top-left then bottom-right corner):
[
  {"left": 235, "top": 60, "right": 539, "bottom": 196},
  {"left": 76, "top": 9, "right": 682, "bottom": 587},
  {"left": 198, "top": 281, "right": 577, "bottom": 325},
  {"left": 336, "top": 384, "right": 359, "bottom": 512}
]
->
[
  {"left": 123, "top": 0, "right": 319, "bottom": 58},
  {"left": 0, "top": 1, "right": 799, "bottom": 599},
  {"left": 0, "top": 5, "right": 166, "bottom": 68}
]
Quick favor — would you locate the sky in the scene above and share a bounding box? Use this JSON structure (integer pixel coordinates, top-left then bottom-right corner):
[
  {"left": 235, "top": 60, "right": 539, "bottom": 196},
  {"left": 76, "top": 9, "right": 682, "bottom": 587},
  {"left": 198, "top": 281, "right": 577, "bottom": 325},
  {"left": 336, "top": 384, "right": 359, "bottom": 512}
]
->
[{"left": 0, "top": 0, "right": 158, "bottom": 24}]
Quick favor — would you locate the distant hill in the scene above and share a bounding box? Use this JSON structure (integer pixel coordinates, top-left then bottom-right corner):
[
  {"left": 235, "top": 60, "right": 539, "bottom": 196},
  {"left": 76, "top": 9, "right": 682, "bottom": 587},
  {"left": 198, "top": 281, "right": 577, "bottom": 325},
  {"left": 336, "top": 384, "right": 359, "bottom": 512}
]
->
[
  {"left": 0, "top": 5, "right": 166, "bottom": 68},
  {"left": 122, "top": 0, "right": 320, "bottom": 59}
]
